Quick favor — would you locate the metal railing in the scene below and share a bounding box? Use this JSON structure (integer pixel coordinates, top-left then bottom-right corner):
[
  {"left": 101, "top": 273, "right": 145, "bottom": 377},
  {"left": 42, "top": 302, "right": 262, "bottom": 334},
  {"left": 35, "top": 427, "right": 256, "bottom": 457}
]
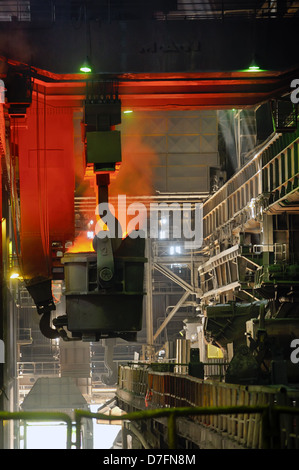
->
[
  {"left": 241, "top": 243, "right": 288, "bottom": 263},
  {"left": 2, "top": 403, "right": 299, "bottom": 449},
  {"left": 157, "top": 1, "right": 299, "bottom": 20},
  {"left": 0, "top": 411, "right": 73, "bottom": 449},
  {"left": 17, "top": 328, "right": 32, "bottom": 343},
  {"left": 203, "top": 133, "right": 299, "bottom": 242},
  {"left": 126, "top": 360, "right": 228, "bottom": 381},
  {"left": 0, "top": 1, "right": 54, "bottom": 22},
  {"left": 203, "top": 360, "right": 228, "bottom": 380},
  {"left": 74, "top": 404, "right": 299, "bottom": 449},
  {"left": 0, "top": 1, "right": 297, "bottom": 24},
  {"left": 17, "top": 361, "right": 60, "bottom": 377},
  {"left": 118, "top": 365, "right": 299, "bottom": 448}
]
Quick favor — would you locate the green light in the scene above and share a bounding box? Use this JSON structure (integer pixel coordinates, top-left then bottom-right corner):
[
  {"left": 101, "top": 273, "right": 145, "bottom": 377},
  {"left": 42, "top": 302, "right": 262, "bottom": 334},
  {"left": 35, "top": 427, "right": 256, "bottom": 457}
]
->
[
  {"left": 80, "top": 57, "right": 92, "bottom": 73},
  {"left": 248, "top": 65, "right": 261, "bottom": 72},
  {"left": 242, "top": 65, "right": 264, "bottom": 73},
  {"left": 245, "top": 57, "right": 263, "bottom": 73},
  {"left": 80, "top": 66, "right": 92, "bottom": 73}
]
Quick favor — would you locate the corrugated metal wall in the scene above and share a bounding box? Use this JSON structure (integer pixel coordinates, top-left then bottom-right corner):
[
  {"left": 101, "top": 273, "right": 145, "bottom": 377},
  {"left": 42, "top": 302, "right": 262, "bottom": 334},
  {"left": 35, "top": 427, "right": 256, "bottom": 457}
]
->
[{"left": 120, "top": 110, "right": 219, "bottom": 193}]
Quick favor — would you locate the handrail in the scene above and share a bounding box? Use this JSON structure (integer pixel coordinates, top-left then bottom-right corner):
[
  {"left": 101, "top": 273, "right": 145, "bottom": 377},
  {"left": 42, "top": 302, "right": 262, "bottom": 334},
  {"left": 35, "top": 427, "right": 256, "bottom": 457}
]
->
[
  {"left": 74, "top": 404, "right": 299, "bottom": 450},
  {"left": 0, "top": 411, "right": 73, "bottom": 449},
  {"left": 1, "top": 405, "right": 299, "bottom": 449}
]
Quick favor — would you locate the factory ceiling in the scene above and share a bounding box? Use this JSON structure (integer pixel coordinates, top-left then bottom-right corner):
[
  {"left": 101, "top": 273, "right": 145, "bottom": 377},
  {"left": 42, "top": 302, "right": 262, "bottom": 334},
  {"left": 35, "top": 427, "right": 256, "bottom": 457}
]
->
[{"left": 0, "top": 2, "right": 298, "bottom": 110}]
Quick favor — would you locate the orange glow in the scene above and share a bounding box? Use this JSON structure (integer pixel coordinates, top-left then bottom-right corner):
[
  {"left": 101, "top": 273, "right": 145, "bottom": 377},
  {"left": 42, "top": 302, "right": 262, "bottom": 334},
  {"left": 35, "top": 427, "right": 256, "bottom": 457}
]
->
[
  {"left": 95, "top": 217, "right": 109, "bottom": 233},
  {"left": 95, "top": 211, "right": 130, "bottom": 239},
  {"left": 109, "top": 135, "right": 157, "bottom": 199},
  {"left": 67, "top": 228, "right": 130, "bottom": 254},
  {"left": 66, "top": 234, "right": 94, "bottom": 253}
]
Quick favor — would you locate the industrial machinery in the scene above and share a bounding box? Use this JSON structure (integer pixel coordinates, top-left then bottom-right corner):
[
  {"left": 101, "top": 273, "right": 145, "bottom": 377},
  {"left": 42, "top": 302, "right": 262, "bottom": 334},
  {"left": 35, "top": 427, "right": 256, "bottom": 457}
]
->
[
  {"left": 8, "top": 73, "right": 147, "bottom": 344},
  {"left": 3, "top": 59, "right": 299, "bottom": 387},
  {"left": 200, "top": 118, "right": 299, "bottom": 385},
  {"left": 204, "top": 299, "right": 299, "bottom": 385},
  {"left": 52, "top": 231, "right": 146, "bottom": 342}
]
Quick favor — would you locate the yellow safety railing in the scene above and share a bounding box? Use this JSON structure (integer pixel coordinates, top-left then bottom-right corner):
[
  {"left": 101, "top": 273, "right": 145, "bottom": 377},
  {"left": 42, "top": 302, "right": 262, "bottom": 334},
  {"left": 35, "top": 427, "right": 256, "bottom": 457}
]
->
[
  {"left": 2, "top": 405, "right": 299, "bottom": 449},
  {"left": 74, "top": 404, "right": 299, "bottom": 450}
]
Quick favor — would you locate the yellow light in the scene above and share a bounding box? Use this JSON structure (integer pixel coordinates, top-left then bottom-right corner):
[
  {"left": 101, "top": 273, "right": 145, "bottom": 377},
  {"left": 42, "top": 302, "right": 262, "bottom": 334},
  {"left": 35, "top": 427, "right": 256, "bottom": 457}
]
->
[
  {"left": 123, "top": 110, "right": 133, "bottom": 114},
  {"left": 10, "top": 272, "right": 20, "bottom": 279}
]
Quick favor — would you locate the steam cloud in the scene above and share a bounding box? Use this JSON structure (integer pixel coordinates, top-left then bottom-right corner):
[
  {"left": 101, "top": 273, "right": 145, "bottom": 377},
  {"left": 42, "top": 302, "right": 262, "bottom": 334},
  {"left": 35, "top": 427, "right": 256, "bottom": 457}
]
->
[{"left": 109, "top": 134, "right": 158, "bottom": 198}]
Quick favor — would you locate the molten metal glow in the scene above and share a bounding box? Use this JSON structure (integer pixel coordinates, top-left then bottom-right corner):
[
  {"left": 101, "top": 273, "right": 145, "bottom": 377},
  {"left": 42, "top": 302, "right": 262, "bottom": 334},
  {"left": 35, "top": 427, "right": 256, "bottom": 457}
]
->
[{"left": 66, "top": 234, "right": 94, "bottom": 253}]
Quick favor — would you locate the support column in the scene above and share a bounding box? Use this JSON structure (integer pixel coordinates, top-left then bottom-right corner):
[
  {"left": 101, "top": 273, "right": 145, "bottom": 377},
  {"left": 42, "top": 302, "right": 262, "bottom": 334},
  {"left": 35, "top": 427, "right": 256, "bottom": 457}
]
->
[
  {"left": 262, "top": 214, "right": 274, "bottom": 265},
  {"left": 145, "top": 239, "right": 154, "bottom": 361}
]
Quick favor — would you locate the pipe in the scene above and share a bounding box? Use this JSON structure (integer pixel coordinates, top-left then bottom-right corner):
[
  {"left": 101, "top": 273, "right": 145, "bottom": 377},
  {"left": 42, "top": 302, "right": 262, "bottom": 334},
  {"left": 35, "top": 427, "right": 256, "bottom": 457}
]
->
[
  {"left": 39, "top": 312, "right": 60, "bottom": 339},
  {"left": 127, "top": 422, "right": 151, "bottom": 449},
  {"left": 101, "top": 338, "right": 118, "bottom": 385}
]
